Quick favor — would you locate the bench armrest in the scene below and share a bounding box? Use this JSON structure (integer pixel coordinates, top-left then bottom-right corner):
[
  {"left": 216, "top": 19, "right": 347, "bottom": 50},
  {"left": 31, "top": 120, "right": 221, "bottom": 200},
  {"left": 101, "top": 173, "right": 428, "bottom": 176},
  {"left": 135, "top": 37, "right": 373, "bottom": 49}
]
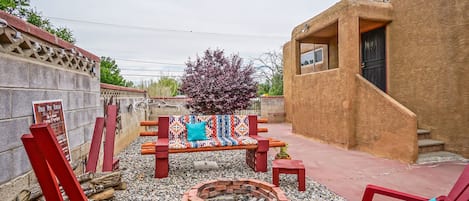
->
[
  {"left": 362, "top": 184, "right": 429, "bottom": 201},
  {"left": 250, "top": 135, "right": 269, "bottom": 152},
  {"left": 155, "top": 138, "right": 169, "bottom": 152}
]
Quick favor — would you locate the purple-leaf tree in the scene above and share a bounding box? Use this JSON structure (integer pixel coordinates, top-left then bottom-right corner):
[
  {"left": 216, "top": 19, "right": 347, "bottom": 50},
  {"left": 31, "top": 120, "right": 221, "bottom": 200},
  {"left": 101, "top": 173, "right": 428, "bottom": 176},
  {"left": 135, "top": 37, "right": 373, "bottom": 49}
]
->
[{"left": 180, "top": 49, "right": 257, "bottom": 115}]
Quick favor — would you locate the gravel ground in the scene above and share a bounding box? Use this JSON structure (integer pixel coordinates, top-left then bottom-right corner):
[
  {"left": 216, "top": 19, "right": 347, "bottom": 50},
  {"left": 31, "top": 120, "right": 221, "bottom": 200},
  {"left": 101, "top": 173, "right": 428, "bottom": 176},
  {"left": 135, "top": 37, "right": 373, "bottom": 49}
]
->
[{"left": 113, "top": 137, "right": 346, "bottom": 201}]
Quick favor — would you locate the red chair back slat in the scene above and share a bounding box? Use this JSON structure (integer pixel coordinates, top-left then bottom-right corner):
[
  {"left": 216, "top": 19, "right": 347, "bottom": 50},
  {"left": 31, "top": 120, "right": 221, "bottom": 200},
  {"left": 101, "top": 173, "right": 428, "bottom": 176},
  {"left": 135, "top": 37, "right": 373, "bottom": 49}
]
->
[
  {"left": 103, "top": 105, "right": 117, "bottom": 172},
  {"left": 29, "top": 124, "right": 87, "bottom": 200},
  {"left": 85, "top": 117, "right": 105, "bottom": 173},
  {"left": 21, "top": 134, "right": 64, "bottom": 201}
]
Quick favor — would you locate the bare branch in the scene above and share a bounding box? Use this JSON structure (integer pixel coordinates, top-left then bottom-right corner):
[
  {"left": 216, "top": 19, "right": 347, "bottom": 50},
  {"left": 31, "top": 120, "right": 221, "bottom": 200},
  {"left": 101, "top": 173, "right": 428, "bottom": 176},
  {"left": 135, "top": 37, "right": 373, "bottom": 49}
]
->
[{"left": 252, "top": 50, "right": 283, "bottom": 83}]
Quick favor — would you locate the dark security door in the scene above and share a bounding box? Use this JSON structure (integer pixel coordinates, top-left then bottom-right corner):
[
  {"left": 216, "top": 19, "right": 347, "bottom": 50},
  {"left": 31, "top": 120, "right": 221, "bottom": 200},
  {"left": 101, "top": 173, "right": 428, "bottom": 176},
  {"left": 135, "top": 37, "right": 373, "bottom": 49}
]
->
[{"left": 361, "top": 27, "right": 386, "bottom": 91}]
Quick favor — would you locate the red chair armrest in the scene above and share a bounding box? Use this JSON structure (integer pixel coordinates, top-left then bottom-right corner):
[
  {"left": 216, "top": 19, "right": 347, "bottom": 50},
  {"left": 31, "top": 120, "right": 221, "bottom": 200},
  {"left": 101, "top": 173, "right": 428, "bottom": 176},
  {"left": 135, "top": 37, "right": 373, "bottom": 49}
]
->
[{"left": 362, "top": 184, "right": 429, "bottom": 201}]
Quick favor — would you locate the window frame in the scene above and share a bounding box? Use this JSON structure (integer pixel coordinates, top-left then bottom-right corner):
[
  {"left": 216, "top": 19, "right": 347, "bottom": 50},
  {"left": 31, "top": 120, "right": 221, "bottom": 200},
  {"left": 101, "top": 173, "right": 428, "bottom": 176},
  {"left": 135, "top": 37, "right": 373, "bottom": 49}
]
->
[{"left": 300, "top": 47, "right": 324, "bottom": 67}]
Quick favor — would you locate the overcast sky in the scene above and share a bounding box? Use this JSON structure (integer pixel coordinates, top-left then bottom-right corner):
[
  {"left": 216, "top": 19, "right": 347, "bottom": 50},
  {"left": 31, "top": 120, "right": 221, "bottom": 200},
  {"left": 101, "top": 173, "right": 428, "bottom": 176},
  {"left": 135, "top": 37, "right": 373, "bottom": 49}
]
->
[{"left": 30, "top": 0, "right": 339, "bottom": 83}]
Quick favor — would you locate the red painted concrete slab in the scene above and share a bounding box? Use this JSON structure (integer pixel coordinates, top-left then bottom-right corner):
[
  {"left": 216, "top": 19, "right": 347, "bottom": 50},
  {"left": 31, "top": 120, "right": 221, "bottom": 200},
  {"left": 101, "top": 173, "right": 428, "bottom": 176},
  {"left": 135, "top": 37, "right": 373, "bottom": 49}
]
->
[{"left": 262, "top": 123, "right": 467, "bottom": 201}]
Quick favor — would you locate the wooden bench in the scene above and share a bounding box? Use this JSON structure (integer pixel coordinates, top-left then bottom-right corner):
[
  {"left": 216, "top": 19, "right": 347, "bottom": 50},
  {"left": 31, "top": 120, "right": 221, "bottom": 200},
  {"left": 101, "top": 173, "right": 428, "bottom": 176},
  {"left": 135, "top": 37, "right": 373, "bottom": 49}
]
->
[
  {"left": 139, "top": 117, "right": 283, "bottom": 154},
  {"left": 149, "top": 115, "right": 282, "bottom": 178}
]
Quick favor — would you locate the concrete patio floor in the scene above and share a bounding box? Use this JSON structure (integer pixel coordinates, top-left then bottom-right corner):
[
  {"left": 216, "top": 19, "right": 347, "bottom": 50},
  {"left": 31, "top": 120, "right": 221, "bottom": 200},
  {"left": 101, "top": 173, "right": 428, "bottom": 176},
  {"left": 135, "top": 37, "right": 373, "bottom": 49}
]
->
[{"left": 261, "top": 123, "right": 468, "bottom": 201}]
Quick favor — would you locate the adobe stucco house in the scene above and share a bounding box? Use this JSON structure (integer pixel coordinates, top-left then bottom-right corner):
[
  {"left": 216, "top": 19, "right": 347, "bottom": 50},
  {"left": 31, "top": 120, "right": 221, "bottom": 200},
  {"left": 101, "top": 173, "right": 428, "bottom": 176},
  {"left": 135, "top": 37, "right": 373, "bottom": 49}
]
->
[{"left": 283, "top": 0, "right": 468, "bottom": 162}]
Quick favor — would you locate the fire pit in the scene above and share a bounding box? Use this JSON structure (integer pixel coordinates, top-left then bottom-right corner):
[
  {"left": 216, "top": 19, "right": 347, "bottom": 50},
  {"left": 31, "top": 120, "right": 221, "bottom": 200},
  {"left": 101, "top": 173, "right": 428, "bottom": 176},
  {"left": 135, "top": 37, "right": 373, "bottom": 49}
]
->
[{"left": 182, "top": 178, "right": 289, "bottom": 201}]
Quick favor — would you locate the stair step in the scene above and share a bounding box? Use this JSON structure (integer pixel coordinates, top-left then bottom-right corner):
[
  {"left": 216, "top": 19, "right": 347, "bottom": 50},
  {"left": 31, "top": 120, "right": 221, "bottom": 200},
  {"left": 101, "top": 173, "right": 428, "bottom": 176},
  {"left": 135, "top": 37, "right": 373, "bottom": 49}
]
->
[
  {"left": 417, "top": 151, "right": 468, "bottom": 164},
  {"left": 418, "top": 139, "right": 445, "bottom": 153},
  {"left": 417, "top": 129, "right": 431, "bottom": 140},
  {"left": 417, "top": 129, "right": 430, "bottom": 134},
  {"left": 418, "top": 139, "right": 444, "bottom": 146}
]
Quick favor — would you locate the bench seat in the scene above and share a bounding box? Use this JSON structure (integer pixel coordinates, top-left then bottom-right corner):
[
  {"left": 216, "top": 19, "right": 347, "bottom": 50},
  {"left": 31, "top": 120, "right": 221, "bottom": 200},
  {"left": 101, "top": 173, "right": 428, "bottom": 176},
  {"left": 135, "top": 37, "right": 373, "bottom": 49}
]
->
[
  {"left": 141, "top": 138, "right": 286, "bottom": 155},
  {"left": 152, "top": 114, "right": 272, "bottom": 178}
]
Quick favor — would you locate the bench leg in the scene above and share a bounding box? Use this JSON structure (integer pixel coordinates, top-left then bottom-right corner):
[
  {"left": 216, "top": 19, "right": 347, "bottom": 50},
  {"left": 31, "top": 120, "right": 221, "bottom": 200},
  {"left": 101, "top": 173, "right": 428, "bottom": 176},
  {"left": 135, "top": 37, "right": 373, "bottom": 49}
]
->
[
  {"left": 298, "top": 169, "right": 306, "bottom": 191},
  {"left": 255, "top": 151, "right": 267, "bottom": 172},
  {"left": 245, "top": 149, "right": 267, "bottom": 172},
  {"left": 246, "top": 149, "right": 256, "bottom": 170},
  {"left": 155, "top": 157, "right": 168, "bottom": 178},
  {"left": 254, "top": 139, "right": 269, "bottom": 172},
  {"left": 273, "top": 167, "right": 280, "bottom": 187},
  {"left": 155, "top": 152, "right": 168, "bottom": 178}
]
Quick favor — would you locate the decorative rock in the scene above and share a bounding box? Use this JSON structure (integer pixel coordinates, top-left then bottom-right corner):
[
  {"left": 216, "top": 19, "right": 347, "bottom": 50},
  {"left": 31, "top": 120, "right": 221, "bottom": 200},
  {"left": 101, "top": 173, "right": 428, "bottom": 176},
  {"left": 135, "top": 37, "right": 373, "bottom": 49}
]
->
[
  {"left": 113, "top": 137, "right": 346, "bottom": 201},
  {"left": 194, "top": 161, "right": 219, "bottom": 170}
]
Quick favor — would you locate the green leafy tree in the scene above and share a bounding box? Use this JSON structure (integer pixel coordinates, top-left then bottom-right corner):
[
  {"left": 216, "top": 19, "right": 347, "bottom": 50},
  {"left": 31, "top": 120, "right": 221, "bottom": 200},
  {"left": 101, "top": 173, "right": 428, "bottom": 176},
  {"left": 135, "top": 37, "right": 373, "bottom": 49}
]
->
[
  {"left": 157, "top": 77, "right": 179, "bottom": 96},
  {"left": 0, "top": 0, "right": 29, "bottom": 17},
  {"left": 0, "top": 0, "right": 76, "bottom": 43},
  {"left": 257, "top": 83, "right": 270, "bottom": 95},
  {"left": 52, "top": 27, "right": 75, "bottom": 44},
  {"left": 25, "top": 9, "right": 52, "bottom": 30},
  {"left": 124, "top": 80, "right": 134, "bottom": 88},
  {"left": 269, "top": 73, "right": 283, "bottom": 95},
  {"left": 100, "top": 57, "right": 128, "bottom": 86},
  {"left": 142, "top": 77, "right": 179, "bottom": 97}
]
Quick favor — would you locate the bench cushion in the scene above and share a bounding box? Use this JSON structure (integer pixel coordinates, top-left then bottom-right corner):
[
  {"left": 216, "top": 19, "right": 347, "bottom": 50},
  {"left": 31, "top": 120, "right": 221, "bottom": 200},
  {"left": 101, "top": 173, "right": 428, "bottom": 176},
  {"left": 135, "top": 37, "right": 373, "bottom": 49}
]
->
[{"left": 168, "top": 115, "right": 257, "bottom": 149}]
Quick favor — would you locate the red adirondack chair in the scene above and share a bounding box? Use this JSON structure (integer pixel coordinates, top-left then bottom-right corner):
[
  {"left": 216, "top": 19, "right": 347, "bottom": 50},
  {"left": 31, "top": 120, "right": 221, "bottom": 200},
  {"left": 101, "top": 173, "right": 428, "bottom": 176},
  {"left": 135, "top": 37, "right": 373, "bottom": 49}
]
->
[{"left": 362, "top": 164, "right": 469, "bottom": 201}]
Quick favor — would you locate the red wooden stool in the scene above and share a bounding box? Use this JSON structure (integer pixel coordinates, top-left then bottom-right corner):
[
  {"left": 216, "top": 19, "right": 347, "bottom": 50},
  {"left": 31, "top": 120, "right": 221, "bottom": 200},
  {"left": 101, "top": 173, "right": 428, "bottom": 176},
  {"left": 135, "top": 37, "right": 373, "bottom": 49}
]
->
[{"left": 272, "top": 159, "right": 306, "bottom": 191}]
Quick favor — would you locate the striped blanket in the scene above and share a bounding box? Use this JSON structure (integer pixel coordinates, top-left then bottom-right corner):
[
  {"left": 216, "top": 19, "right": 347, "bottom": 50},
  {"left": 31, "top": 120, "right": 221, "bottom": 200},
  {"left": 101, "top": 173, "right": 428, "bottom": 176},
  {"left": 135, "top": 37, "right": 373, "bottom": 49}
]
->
[{"left": 167, "top": 115, "right": 258, "bottom": 149}]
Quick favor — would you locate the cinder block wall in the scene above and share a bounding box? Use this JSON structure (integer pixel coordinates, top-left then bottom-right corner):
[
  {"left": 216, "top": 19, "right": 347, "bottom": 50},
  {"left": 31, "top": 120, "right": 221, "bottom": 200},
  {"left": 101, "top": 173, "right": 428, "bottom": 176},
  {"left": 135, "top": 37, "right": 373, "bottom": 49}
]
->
[
  {"left": 148, "top": 97, "right": 191, "bottom": 119},
  {"left": 260, "top": 96, "right": 285, "bottom": 122},
  {"left": 0, "top": 55, "right": 100, "bottom": 198},
  {"left": 100, "top": 84, "right": 146, "bottom": 154},
  {"left": 0, "top": 11, "right": 100, "bottom": 200}
]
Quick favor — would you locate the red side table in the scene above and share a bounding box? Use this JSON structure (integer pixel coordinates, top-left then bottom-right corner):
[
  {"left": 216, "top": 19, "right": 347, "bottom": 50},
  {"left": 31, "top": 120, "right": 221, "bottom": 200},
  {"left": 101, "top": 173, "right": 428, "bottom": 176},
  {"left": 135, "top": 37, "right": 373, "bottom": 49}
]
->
[{"left": 272, "top": 159, "right": 306, "bottom": 191}]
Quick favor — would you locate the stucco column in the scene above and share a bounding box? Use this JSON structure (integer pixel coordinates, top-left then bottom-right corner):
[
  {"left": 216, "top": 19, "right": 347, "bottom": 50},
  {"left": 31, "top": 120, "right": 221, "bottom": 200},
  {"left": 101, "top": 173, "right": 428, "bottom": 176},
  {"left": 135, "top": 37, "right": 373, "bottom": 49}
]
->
[
  {"left": 283, "top": 42, "right": 293, "bottom": 123},
  {"left": 338, "top": 13, "right": 360, "bottom": 148},
  {"left": 289, "top": 40, "right": 302, "bottom": 128}
]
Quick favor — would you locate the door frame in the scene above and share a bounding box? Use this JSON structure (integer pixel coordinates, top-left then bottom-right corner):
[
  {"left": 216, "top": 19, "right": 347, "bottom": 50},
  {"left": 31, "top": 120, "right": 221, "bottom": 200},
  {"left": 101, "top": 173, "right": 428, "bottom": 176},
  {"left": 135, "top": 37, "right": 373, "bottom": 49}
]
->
[{"left": 360, "top": 26, "right": 388, "bottom": 93}]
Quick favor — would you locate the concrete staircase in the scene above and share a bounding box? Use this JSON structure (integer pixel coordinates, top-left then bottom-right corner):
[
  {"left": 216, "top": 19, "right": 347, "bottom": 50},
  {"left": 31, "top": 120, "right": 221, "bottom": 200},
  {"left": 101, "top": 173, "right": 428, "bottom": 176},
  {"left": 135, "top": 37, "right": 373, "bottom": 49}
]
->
[
  {"left": 418, "top": 129, "right": 445, "bottom": 153},
  {"left": 416, "top": 129, "right": 466, "bottom": 164}
]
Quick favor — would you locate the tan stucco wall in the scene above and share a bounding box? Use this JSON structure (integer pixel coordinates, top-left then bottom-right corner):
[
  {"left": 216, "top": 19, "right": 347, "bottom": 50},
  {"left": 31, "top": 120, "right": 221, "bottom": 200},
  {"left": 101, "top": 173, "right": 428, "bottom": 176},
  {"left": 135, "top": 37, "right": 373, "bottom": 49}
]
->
[
  {"left": 292, "top": 69, "right": 349, "bottom": 147},
  {"left": 387, "top": 0, "right": 469, "bottom": 158},
  {"left": 284, "top": 0, "right": 468, "bottom": 162},
  {"left": 287, "top": 1, "right": 370, "bottom": 149},
  {"left": 283, "top": 0, "right": 426, "bottom": 162},
  {"left": 356, "top": 75, "right": 417, "bottom": 162}
]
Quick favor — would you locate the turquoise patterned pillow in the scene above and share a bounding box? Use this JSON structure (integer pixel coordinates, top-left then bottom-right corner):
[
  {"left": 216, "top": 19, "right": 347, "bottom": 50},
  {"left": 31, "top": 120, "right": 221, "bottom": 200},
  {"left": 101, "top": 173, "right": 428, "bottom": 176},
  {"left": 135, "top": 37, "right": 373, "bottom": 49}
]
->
[{"left": 186, "top": 122, "right": 207, "bottom": 141}]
